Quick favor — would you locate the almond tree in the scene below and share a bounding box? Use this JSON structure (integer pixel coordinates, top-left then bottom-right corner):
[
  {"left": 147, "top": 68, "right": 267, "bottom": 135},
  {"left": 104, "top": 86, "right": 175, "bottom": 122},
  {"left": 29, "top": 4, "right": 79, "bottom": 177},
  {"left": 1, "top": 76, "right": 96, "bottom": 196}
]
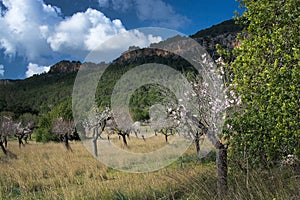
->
[
  {"left": 165, "top": 55, "right": 228, "bottom": 198},
  {"left": 52, "top": 118, "right": 75, "bottom": 151},
  {"left": 0, "top": 115, "right": 36, "bottom": 152},
  {"left": 107, "top": 111, "right": 131, "bottom": 146},
  {"left": 131, "top": 121, "right": 141, "bottom": 138},
  {"left": 83, "top": 107, "right": 112, "bottom": 156},
  {"left": 13, "top": 121, "right": 36, "bottom": 148},
  {"left": 0, "top": 116, "right": 11, "bottom": 154},
  {"left": 149, "top": 105, "right": 180, "bottom": 143}
]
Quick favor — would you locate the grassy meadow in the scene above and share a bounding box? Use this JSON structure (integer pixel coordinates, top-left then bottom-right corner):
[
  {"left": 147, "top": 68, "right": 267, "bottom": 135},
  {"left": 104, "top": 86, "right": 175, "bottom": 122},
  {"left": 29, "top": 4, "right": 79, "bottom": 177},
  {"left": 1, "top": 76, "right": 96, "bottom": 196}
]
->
[{"left": 0, "top": 136, "right": 299, "bottom": 200}]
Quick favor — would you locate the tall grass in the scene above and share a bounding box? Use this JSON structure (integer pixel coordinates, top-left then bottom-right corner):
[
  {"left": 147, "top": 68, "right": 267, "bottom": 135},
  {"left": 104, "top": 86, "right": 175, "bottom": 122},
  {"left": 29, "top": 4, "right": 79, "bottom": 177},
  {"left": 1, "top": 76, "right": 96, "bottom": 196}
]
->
[{"left": 0, "top": 141, "right": 299, "bottom": 199}]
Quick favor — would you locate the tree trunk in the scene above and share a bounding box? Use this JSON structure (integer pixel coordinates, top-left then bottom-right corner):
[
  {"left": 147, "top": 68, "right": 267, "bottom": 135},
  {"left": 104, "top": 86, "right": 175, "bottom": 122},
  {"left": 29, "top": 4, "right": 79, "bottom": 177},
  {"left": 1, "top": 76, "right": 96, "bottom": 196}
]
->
[
  {"left": 24, "top": 135, "right": 29, "bottom": 144},
  {"left": 0, "top": 141, "right": 7, "bottom": 155},
  {"left": 161, "top": 129, "right": 169, "bottom": 143},
  {"left": 216, "top": 141, "right": 228, "bottom": 200},
  {"left": 4, "top": 136, "right": 7, "bottom": 148},
  {"left": 63, "top": 133, "right": 72, "bottom": 151},
  {"left": 194, "top": 132, "right": 200, "bottom": 156},
  {"left": 93, "top": 138, "right": 98, "bottom": 157},
  {"left": 126, "top": 132, "right": 130, "bottom": 140},
  {"left": 121, "top": 133, "right": 127, "bottom": 146},
  {"left": 93, "top": 130, "right": 99, "bottom": 157},
  {"left": 18, "top": 135, "right": 24, "bottom": 148}
]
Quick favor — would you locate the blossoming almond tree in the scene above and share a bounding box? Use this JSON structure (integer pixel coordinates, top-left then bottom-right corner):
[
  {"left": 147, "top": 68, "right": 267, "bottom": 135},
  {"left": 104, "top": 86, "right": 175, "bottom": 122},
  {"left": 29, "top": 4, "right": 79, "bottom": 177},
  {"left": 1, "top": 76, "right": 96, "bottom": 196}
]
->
[{"left": 52, "top": 118, "right": 76, "bottom": 151}]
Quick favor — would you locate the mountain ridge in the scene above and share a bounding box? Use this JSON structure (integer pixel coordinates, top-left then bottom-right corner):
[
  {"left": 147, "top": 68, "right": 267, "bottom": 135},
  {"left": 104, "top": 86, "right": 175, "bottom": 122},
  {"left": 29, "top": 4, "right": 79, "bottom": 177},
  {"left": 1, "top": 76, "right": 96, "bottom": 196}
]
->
[{"left": 0, "top": 19, "right": 243, "bottom": 116}]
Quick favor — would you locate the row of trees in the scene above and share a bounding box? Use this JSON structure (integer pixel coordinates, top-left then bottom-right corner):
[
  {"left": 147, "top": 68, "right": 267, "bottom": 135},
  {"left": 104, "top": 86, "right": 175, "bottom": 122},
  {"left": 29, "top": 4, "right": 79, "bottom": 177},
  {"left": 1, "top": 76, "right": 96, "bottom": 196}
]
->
[
  {"left": 0, "top": 98, "right": 80, "bottom": 154},
  {"left": 0, "top": 112, "right": 37, "bottom": 154}
]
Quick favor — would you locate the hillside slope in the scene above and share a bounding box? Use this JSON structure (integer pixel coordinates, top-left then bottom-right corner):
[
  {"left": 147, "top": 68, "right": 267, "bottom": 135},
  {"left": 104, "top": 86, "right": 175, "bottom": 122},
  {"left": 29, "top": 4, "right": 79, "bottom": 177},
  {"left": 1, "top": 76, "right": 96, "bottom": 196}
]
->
[{"left": 0, "top": 19, "right": 242, "bottom": 118}]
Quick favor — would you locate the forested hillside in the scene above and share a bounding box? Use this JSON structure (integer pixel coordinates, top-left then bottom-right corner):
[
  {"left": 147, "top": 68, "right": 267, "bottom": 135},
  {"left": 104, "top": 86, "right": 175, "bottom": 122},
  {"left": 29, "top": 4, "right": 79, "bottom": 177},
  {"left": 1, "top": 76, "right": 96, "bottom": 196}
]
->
[
  {"left": 0, "top": 19, "right": 240, "bottom": 119},
  {"left": 0, "top": 61, "right": 80, "bottom": 117}
]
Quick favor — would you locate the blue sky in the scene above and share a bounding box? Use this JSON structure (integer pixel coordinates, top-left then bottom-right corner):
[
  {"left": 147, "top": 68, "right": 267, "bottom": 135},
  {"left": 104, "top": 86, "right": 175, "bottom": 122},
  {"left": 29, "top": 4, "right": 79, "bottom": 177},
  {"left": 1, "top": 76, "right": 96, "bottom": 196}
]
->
[{"left": 0, "top": 0, "right": 241, "bottom": 79}]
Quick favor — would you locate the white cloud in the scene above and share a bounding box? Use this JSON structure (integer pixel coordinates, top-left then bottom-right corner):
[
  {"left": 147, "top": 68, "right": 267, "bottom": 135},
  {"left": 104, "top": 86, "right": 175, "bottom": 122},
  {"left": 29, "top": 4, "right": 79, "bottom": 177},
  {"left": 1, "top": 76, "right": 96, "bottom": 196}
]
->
[
  {"left": 0, "top": 0, "right": 163, "bottom": 77},
  {"left": 97, "top": 0, "right": 190, "bottom": 29},
  {"left": 135, "top": 0, "right": 190, "bottom": 28},
  {"left": 25, "top": 62, "right": 50, "bottom": 78},
  {"left": 0, "top": 0, "right": 61, "bottom": 60},
  {"left": 47, "top": 8, "right": 127, "bottom": 53},
  {"left": 87, "top": 29, "right": 162, "bottom": 62},
  {"left": 98, "top": 0, "right": 132, "bottom": 11},
  {"left": 98, "top": 0, "right": 109, "bottom": 8},
  {"left": 0, "top": 64, "right": 4, "bottom": 76}
]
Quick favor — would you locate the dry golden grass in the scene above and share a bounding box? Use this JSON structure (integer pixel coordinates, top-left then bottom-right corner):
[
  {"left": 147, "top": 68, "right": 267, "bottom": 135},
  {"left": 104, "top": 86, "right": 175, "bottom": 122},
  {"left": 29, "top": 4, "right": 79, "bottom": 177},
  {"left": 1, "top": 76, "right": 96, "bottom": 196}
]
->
[
  {"left": 110, "top": 134, "right": 169, "bottom": 153},
  {"left": 0, "top": 140, "right": 212, "bottom": 200},
  {"left": 0, "top": 139, "right": 299, "bottom": 200}
]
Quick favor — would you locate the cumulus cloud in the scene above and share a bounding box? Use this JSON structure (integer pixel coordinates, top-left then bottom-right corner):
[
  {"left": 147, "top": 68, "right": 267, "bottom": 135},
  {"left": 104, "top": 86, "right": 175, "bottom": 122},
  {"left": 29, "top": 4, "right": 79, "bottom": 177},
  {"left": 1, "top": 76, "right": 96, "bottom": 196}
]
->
[
  {"left": 0, "top": 0, "right": 163, "bottom": 77},
  {"left": 0, "top": 0, "right": 61, "bottom": 60},
  {"left": 87, "top": 29, "right": 162, "bottom": 62},
  {"left": 0, "top": 64, "right": 4, "bottom": 76},
  {"left": 25, "top": 63, "right": 50, "bottom": 78},
  {"left": 97, "top": 0, "right": 190, "bottom": 29},
  {"left": 46, "top": 8, "right": 127, "bottom": 53}
]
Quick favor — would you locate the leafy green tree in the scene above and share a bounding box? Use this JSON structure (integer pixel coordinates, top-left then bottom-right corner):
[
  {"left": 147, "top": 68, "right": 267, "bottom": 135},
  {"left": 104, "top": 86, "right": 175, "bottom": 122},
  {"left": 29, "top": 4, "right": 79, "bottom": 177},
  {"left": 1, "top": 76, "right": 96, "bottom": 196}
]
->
[
  {"left": 225, "top": 0, "right": 300, "bottom": 168},
  {"left": 35, "top": 98, "right": 73, "bottom": 143},
  {"left": 50, "top": 98, "right": 73, "bottom": 120},
  {"left": 35, "top": 114, "right": 58, "bottom": 143}
]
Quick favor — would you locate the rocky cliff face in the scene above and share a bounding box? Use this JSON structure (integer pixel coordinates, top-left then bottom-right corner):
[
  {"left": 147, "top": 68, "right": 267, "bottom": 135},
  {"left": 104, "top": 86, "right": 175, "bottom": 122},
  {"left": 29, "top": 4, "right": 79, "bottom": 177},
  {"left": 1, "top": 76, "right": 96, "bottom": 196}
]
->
[
  {"left": 194, "top": 32, "right": 239, "bottom": 59},
  {"left": 114, "top": 19, "right": 242, "bottom": 63},
  {"left": 48, "top": 60, "right": 81, "bottom": 75},
  {"left": 0, "top": 79, "right": 12, "bottom": 85}
]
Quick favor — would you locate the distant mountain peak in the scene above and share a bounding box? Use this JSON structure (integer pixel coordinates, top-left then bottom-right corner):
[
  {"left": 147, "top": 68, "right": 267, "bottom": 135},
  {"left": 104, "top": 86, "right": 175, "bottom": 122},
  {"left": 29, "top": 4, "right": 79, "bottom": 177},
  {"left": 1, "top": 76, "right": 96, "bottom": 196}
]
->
[
  {"left": 191, "top": 19, "right": 243, "bottom": 38},
  {"left": 48, "top": 60, "right": 81, "bottom": 75}
]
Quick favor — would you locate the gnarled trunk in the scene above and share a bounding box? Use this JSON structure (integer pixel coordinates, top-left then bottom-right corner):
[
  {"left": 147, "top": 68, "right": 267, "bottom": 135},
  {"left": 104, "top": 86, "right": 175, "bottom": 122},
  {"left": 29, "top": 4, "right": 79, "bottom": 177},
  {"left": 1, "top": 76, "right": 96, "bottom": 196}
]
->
[
  {"left": 4, "top": 136, "right": 7, "bottom": 148},
  {"left": 165, "top": 134, "right": 168, "bottom": 143},
  {"left": 17, "top": 134, "right": 25, "bottom": 148},
  {"left": 0, "top": 141, "right": 7, "bottom": 155},
  {"left": 93, "top": 138, "right": 98, "bottom": 157},
  {"left": 63, "top": 133, "right": 72, "bottom": 151},
  {"left": 216, "top": 141, "right": 228, "bottom": 200},
  {"left": 121, "top": 133, "right": 128, "bottom": 146},
  {"left": 194, "top": 132, "right": 200, "bottom": 156}
]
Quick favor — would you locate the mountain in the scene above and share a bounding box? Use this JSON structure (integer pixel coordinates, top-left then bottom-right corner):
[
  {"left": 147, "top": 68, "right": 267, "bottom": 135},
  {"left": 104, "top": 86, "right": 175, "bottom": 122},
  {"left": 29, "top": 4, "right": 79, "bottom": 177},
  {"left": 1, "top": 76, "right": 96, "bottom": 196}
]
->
[
  {"left": 191, "top": 19, "right": 243, "bottom": 59},
  {"left": 0, "top": 19, "right": 243, "bottom": 118},
  {"left": 191, "top": 19, "right": 243, "bottom": 38},
  {"left": 48, "top": 60, "right": 81, "bottom": 74},
  {"left": 0, "top": 61, "right": 79, "bottom": 116}
]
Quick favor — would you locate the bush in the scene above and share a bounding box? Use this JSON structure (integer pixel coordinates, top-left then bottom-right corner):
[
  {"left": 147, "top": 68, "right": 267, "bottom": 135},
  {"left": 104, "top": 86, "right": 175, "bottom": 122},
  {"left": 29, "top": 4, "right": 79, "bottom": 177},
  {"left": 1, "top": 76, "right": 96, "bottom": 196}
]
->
[{"left": 35, "top": 128, "right": 59, "bottom": 143}]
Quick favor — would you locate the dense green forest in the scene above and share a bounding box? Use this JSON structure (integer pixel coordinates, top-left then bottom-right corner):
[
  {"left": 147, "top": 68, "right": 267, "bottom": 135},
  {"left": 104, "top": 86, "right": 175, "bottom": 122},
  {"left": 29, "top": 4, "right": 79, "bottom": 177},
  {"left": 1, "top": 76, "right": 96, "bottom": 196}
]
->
[
  {"left": 95, "top": 48, "right": 196, "bottom": 121},
  {"left": 0, "top": 61, "right": 79, "bottom": 117}
]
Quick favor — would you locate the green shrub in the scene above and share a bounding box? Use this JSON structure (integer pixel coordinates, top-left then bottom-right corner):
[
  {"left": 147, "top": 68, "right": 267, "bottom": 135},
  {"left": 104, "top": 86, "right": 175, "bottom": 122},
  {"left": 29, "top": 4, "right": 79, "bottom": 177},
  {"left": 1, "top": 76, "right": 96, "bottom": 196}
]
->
[{"left": 35, "top": 128, "right": 58, "bottom": 143}]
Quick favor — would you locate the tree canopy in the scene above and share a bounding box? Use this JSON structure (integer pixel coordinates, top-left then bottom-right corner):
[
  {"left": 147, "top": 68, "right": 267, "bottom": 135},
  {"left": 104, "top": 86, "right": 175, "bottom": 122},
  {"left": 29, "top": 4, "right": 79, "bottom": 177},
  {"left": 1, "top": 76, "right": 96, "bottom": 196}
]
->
[{"left": 225, "top": 0, "right": 300, "bottom": 167}]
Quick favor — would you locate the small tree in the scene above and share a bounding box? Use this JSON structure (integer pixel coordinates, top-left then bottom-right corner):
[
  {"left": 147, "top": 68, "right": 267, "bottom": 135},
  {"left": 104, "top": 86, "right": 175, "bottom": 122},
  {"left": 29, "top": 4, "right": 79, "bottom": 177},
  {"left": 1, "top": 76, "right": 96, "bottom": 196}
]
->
[
  {"left": 52, "top": 118, "right": 75, "bottom": 151},
  {"left": 0, "top": 116, "right": 12, "bottom": 154},
  {"left": 83, "top": 107, "right": 112, "bottom": 156},
  {"left": 179, "top": 72, "right": 227, "bottom": 198}
]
